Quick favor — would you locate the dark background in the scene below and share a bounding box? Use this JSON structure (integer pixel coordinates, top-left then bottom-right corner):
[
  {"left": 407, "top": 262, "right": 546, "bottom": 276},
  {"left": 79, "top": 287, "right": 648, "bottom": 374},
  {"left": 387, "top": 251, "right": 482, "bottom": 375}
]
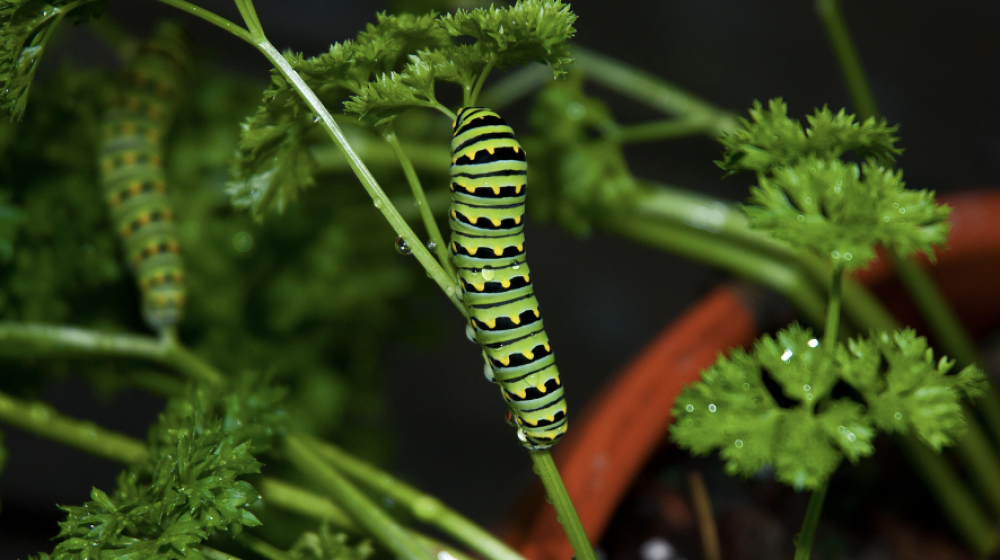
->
[{"left": 2, "top": 0, "right": 999, "bottom": 557}]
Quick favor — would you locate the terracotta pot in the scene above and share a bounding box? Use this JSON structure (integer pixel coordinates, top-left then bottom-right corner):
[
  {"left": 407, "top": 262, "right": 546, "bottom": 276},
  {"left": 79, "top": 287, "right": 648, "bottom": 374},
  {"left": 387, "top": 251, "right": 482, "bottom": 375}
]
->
[{"left": 506, "top": 190, "right": 1000, "bottom": 560}]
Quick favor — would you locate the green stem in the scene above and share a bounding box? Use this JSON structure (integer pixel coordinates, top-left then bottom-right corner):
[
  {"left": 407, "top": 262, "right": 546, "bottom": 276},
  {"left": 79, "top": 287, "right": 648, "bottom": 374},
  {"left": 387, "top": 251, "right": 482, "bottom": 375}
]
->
[
  {"left": 0, "top": 322, "right": 224, "bottom": 386},
  {"left": 252, "top": 39, "right": 465, "bottom": 317},
  {"left": 258, "top": 477, "right": 477, "bottom": 560},
  {"left": 199, "top": 547, "right": 246, "bottom": 560},
  {"left": 792, "top": 481, "right": 828, "bottom": 560},
  {"left": 529, "top": 450, "right": 596, "bottom": 560},
  {"left": 616, "top": 117, "right": 716, "bottom": 144},
  {"left": 952, "top": 415, "right": 1000, "bottom": 518},
  {"left": 572, "top": 45, "right": 738, "bottom": 136},
  {"left": 469, "top": 59, "right": 496, "bottom": 107},
  {"left": 233, "top": 0, "right": 264, "bottom": 40},
  {"left": 815, "top": 0, "right": 878, "bottom": 121},
  {"left": 0, "top": 390, "right": 148, "bottom": 464},
  {"left": 899, "top": 435, "right": 999, "bottom": 555},
  {"left": 154, "top": 0, "right": 253, "bottom": 44},
  {"left": 824, "top": 266, "right": 843, "bottom": 347},
  {"left": 477, "top": 63, "right": 551, "bottom": 110},
  {"left": 283, "top": 433, "right": 435, "bottom": 560},
  {"left": 236, "top": 534, "right": 292, "bottom": 560},
  {"left": 309, "top": 438, "right": 526, "bottom": 560},
  {"left": 382, "top": 124, "right": 456, "bottom": 279}
]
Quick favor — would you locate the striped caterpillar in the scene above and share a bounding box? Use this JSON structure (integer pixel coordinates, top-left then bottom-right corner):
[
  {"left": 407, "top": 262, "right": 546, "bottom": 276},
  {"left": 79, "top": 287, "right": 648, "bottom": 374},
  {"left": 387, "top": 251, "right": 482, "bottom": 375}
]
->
[
  {"left": 449, "top": 107, "right": 568, "bottom": 450},
  {"left": 99, "top": 23, "right": 188, "bottom": 335}
]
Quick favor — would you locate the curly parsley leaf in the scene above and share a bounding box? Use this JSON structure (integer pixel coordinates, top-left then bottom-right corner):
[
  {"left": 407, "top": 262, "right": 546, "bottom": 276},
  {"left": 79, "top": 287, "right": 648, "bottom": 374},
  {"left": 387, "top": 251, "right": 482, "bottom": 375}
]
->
[
  {"left": 743, "top": 157, "right": 950, "bottom": 269},
  {"left": 840, "top": 329, "right": 985, "bottom": 450},
  {"left": 717, "top": 98, "right": 901, "bottom": 176},
  {"left": 48, "top": 373, "right": 286, "bottom": 559},
  {"left": 0, "top": 0, "right": 106, "bottom": 120},
  {"left": 439, "top": 0, "right": 576, "bottom": 77},
  {"left": 289, "top": 524, "right": 375, "bottom": 560}
]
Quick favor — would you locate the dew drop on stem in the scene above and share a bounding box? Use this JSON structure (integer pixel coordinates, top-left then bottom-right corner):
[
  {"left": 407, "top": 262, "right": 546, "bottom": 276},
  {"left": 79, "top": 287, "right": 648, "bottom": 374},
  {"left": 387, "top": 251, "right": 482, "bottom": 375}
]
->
[{"left": 395, "top": 237, "right": 412, "bottom": 255}]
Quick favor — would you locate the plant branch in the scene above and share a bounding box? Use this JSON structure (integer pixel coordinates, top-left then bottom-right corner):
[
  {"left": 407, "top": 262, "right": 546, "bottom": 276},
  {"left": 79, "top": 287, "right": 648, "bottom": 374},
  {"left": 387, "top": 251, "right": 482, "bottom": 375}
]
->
[
  {"left": 154, "top": 0, "right": 253, "bottom": 44},
  {"left": 687, "top": 471, "right": 721, "bottom": 560},
  {"left": 815, "top": 0, "right": 877, "bottom": 121},
  {"left": 382, "top": 124, "right": 456, "bottom": 279},
  {"left": 469, "top": 59, "right": 496, "bottom": 107},
  {"left": 252, "top": 39, "right": 466, "bottom": 317},
  {"left": 823, "top": 266, "right": 843, "bottom": 347},
  {"left": 573, "top": 45, "right": 738, "bottom": 136},
  {"left": 529, "top": 450, "right": 596, "bottom": 560},
  {"left": 284, "top": 433, "right": 435, "bottom": 560},
  {"left": 0, "top": 390, "right": 148, "bottom": 464},
  {"left": 792, "top": 480, "right": 828, "bottom": 560},
  {"left": 0, "top": 322, "right": 224, "bottom": 386},
  {"left": 309, "top": 438, "right": 525, "bottom": 560}
]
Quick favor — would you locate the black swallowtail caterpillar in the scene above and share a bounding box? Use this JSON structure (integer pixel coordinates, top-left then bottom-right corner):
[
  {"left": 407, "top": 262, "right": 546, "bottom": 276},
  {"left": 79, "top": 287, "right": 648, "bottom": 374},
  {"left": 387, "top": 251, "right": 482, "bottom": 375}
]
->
[
  {"left": 99, "top": 24, "right": 189, "bottom": 334},
  {"left": 450, "top": 107, "right": 568, "bottom": 450}
]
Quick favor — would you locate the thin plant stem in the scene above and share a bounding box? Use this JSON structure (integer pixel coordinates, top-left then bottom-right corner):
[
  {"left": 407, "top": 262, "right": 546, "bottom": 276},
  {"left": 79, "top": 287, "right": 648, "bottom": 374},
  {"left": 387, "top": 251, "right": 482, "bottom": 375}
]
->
[
  {"left": 469, "top": 59, "right": 496, "bottom": 107},
  {"left": 382, "top": 124, "right": 456, "bottom": 279},
  {"left": 572, "top": 45, "right": 738, "bottom": 136},
  {"left": 258, "top": 477, "right": 477, "bottom": 560},
  {"left": 200, "top": 547, "right": 247, "bottom": 560},
  {"left": 824, "top": 266, "right": 843, "bottom": 347},
  {"left": 815, "top": 0, "right": 878, "bottom": 121},
  {"left": 792, "top": 480, "right": 828, "bottom": 560},
  {"left": 236, "top": 534, "right": 291, "bottom": 560},
  {"left": 478, "top": 63, "right": 551, "bottom": 110},
  {"left": 154, "top": 0, "right": 253, "bottom": 44},
  {"left": 309, "top": 438, "right": 526, "bottom": 560},
  {"left": 283, "top": 433, "right": 435, "bottom": 560},
  {"left": 529, "top": 450, "right": 597, "bottom": 560},
  {"left": 952, "top": 415, "right": 1000, "bottom": 517},
  {"left": 0, "top": 322, "right": 224, "bottom": 386},
  {"left": 687, "top": 471, "right": 721, "bottom": 560},
  {"left": 899, "top": 434, "right": 999, "bottom": 555},
  {"left": 0, "top": 390, "right": 148, "bottom": 464},
  {"left": 251, "top": 39, "right": 466, "bottom": 317},
  {"left": 616, "top": 117, "right": 716, "bottom": 144},
  {"left": 311, "top": 140, "right": 450, "bottom": 176},
  {"left": 233, "top": 0, "right": 264, "bottom": 40}
]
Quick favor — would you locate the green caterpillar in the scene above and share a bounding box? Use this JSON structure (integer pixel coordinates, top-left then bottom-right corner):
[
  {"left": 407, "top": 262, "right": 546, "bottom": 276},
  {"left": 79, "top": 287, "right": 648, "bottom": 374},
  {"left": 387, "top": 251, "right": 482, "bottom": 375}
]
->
[
  {"left": 99, "top": 24, "right": 188, "bottom": 334},
  {"left": 450, "top": 107, "right": 568, "bottom": 450}
]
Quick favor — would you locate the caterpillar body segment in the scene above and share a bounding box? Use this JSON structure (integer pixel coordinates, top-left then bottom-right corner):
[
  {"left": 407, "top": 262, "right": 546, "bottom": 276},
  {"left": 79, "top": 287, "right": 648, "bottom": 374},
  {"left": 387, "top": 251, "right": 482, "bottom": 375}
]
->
[
  {"left": 450, "top": 107, "right": 568, "bottom": 450},
  {"left": 99, "top": 24, "right": 189, "bottom": 333}
]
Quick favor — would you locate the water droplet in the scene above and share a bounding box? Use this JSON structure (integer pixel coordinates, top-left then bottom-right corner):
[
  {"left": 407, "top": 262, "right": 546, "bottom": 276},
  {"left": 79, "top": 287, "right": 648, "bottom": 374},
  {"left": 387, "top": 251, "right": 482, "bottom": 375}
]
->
[
  {"left": 797, "top": 214, "right": 805, "bottom": 222},
  {"left": 735, "top": 439, "right": 744, "bottom": 448},
  {"left": 512, "top": 261, "right": 521, "bottom": 270},
  {"left": 427, "top": 240, "right": 437, "bottom": 251},
  {"left": 481, "top": 266, "right": 495, "bottom": 281},
  {"left": 806, "top": 393, "right": 814, "bottom": 400},
  {"left": 808, "top": 338, "right": 819, "bottom": 348},
  {"left": 564, "top": 102, "right": 586, "bottom": 121},
  {"left": 639, "top": 537, "right": 675, "bottom": 560},
  {"left": 803, "top": 384, "right": 811, "bottom": 392},
  {"left": 465, "top": 323, "right": 476, "bottom": 342},
  {"left": 831, "top": 250, "right": 842, "bottom": 259},
  {"left": 395, "top": 237, "right": 412, "bottom": 255},
  {"left": 232, "top": 231, "right": 253, "bottom": 252},
  {"left": 743, "top": 382, "right": 750, "bottom": 390},
  {"left": 708, "top": 404, "right": 717, "bottom": 412},
  {"left": 781, "top": 349, "right": 793, "bottom": 362},
  {"left": 884, "top": 216, "right": 891, "bottom": 222},
  {"left": 438, "top": 552, "right": 459, "bottom": 560},
  {"left": 373, "top": 199, "right": 383, "bottom": 208},
  {"left": 685, "top": 404, "right": 694, "bottom": 412},
  {"left": 804, "top": 197, "right": 813, "bottom": 204},
  {"left": 846, "top": 432, "right": 857, "bottom": 442},
  {"left": 893, "top": 202, "right": 900, "bottom": 208},
  {"left": 838, "top": 425, "right": 847, "bottom": 434},
  {"left": 894, "top": 412, "right": 903, "bottom": 420},
  {"left": 313, "top": 116, "right": 320, "bottom": 123},
  {"left": 899, "top": 207, "right": 906, "bottom": 214}
]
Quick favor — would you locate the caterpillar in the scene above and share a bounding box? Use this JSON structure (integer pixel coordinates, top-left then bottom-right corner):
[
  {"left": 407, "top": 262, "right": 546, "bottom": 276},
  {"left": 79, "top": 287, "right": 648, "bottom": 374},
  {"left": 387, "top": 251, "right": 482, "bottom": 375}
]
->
[
  {"left": 99, "top": 23, "right": 189, "bottom": 334},
  {"left": 450, "top": 107, "right": 568, "bottom": 450}
]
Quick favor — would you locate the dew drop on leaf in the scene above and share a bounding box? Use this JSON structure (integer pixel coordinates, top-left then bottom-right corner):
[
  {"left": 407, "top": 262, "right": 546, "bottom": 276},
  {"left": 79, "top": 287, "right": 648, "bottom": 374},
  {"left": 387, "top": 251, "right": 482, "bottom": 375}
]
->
[
  {"left": 685, "top": 404, "right": 694, "bottom": 412},
  {"left": 743, "top": 382, "right": 750, "bottom": 390},
  {"left": 427, "top": 240, "right": 437, "bottom": 251},
  {"left": 708, "top": 404, "right": 717, "bottom": 412},
  {"left": 797, "top": 215, "right": 805, "bottom": 222},
  {"left": 735, "top": 439, "right": 744, "bottom": 448},
  {"left": 232, "top": 231, "right": 253, "bottom": 252},
  {"left": 395, "top": 237, "right": 412, "bottom": 255},
  {"left": 512, "top": 261, "right": 521, "bottom": 270},
  {"left": 895, "top": 412, "right": 903, "bottom": 420},
  {"left": 481, "top": 266, "right": 495, "bottom": 281}
]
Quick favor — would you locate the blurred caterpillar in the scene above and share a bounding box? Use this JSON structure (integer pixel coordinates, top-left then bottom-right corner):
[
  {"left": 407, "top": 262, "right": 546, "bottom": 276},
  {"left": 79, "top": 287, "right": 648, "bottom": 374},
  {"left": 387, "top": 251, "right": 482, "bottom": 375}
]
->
[
  {"left": 449, "top": 107, "right": 568, "bottom": 450},
  {"left": 99, "top": 23, "right": 188, "bottom": 335}
]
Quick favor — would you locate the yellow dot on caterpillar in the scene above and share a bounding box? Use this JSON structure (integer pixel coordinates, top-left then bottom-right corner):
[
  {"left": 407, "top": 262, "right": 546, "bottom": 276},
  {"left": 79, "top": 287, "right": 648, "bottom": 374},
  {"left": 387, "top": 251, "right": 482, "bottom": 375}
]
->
[
  {"left": 546, "top": 415, "right": 555, "bottom": 422},
  {"left": 490, "top": 218, "right": 501, "bottom": 226},
  {"left": 513, "top": 145, "right": 520, "bottom": 153},
  {"left": 452, "top": 157, "right": 458, "bottom": 164},
  {"left": 516, "top": 243, "right": 524, "bottom": 252},
  {"left": 533, "top": 308, "right": 540, "bottom": 317},
  {"left": 499, "top": 356, "right": 510, "bottom": 366},
  {"left": 509, "top": 313, "right": 520, "bottom": 323},
  {"left": 471, "top": 283, "right": 485, "bottom": 291},
  {"left": 544, "top": 343, "right": 551, "bottom": 352},
  {"left": 535, "top": 381, "right": 546, "bottom": 392},
  {"left": 123, "top": 152, "right": 138, "bottom": 165},
  {"left": 129, "top": 182, "right": 142, "bottom": 194},
  {"left": 501, "top": 280, "right": 512, "bottom": 289},
  {"left": 515, "top": 216, "right": 522, "bottom": 224},
  {"left": 516, "top": 389, "right": 527, "bottom": 398},
  {"left": 491, "top": 185, "right": 501, "bottom": 195},
  {"left": 524, "top": 274, "right": 530, "bottom": 283},
  {"left": 137, "top": 213, "right": 151, "bottom": 225},
  {"left": 484, "top": 318, "right": 497, "bottom": 329},
  {"left": 451, "top": 210, "right": 457, "bottom": 219},
  {"left": 527, "top": 417, "right": 538, "bottom": 426},
  {"left": 524, "top": 350, "right": 535, "bottom": 360},
  {"left": 493, "top": 247, "right": 503, "bottom": 256},
  {"left": 516, "top": 184, "right": 523, "bottom": 194},
  {"left": 451, "top": 242, "right": 457, "bottom": 252},
  {"left": 487, "top": 147, "right": 495, "bottom": 155},
  {"left": 464, "top": 150, "right": 477, "bottom": 160},
  {"left": 554, "top": 376, "right": 561, "bottom": 385},
  {"left": 451, "top": 120, "right": 456, "bottom": 130}
]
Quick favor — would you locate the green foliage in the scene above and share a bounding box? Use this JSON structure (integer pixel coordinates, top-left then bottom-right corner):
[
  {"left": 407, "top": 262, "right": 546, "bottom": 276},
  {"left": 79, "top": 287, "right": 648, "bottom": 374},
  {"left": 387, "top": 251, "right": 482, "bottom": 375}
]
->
[
  {"left": 717, "top": 98, "right": 901, "bottom": 176},
  {"left": 717, "top": 99, "right": 947, "bottom": 270},
  {"left": 671, "top": 324, "right": 984, "bottom": 490},
  {"left": 744, "top": 157, "right": 951, "bottom": 270},
  {"left": 231, "top": 0, "right": 576, "bottom": 218},
  {"left": 0, "top": 0, "right": 106, "bottom": 121},
  {"left": 49, "top": 374, "right": 283, "bottom": 560},
  {"left": 525, "top": 75, "right": 639, "bottom": 234},
  {"left": 289, "top": 525, "right": 374, "bottom": 560}
]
